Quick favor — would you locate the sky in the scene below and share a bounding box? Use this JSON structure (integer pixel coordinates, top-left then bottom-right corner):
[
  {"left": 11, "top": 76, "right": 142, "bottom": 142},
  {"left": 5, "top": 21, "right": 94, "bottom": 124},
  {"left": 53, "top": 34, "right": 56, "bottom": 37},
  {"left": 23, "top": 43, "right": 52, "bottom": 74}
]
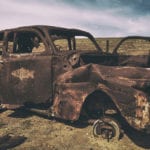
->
[{"left": 0, "top": 0, "right": 150, "bottom": 37}]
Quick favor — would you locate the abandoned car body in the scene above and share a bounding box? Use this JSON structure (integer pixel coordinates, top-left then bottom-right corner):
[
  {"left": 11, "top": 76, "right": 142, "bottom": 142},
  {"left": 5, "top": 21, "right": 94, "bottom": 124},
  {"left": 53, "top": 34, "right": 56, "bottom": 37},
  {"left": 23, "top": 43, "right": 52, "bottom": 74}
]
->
[{"left": 0, "top": 26, "right": 150, "bottom": 140}]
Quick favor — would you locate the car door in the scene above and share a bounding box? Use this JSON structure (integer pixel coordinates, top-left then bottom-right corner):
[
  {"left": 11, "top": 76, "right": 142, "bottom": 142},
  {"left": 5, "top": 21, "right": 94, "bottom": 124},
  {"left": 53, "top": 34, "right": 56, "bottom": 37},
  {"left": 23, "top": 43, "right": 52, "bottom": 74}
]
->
[{"left": 0, "top": 30, "right": 53, "bottom": 107}]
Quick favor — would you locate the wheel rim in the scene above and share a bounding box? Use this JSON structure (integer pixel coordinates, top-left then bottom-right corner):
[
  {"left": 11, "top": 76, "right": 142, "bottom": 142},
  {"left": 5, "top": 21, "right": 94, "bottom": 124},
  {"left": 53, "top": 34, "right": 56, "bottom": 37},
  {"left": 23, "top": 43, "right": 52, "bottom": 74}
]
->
[{"left": 93, "top": 117, "right": 120, "bottom": 141}]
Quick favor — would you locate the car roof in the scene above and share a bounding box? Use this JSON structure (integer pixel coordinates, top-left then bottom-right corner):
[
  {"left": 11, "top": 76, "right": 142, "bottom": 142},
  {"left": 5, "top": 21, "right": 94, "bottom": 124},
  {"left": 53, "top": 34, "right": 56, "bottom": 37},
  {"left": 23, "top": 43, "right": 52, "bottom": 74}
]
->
[
  {"left": 0, "top": 25, "right": 93, "bottom": 37},
  {"left": 0, "top": 25, "right": 103, "bottom": 52}
]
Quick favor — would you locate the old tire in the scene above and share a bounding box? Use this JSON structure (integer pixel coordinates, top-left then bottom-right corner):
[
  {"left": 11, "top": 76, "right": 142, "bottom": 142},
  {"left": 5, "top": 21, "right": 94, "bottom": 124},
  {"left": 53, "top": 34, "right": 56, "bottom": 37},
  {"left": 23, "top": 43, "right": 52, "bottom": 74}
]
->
[{"left": 93, "top": 116, "right": 121, "bottom": 141}]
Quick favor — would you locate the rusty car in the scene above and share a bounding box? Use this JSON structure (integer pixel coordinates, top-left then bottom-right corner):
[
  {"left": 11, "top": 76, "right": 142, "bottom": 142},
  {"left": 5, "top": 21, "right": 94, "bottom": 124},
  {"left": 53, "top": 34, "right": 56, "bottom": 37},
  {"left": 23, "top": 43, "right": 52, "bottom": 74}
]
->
[{"left": 0, "top": 25, "right": 150, "bottom": 141}]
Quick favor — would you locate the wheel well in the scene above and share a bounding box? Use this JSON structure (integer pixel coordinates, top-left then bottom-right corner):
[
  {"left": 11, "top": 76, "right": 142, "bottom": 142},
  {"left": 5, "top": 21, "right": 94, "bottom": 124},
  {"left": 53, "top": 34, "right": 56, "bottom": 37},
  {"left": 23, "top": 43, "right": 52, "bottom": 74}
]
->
[{"left": 80, "top": 90, "right": 119, "bottom": 119}]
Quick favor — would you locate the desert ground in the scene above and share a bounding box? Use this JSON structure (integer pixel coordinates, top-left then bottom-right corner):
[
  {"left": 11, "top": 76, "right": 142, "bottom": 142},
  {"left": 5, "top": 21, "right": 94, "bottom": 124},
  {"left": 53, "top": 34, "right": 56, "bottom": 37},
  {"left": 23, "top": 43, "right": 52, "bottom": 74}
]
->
[{"left": 0, "top": 108, "right": 150, "bottom": 150}]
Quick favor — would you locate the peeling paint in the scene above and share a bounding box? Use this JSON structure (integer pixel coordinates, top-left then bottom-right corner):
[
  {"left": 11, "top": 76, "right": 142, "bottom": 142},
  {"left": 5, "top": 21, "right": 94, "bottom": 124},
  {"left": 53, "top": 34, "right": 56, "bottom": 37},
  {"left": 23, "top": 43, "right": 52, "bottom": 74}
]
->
[
  {"left": 134, "top": 93, "right": 150, "bottom": 128},
  {"left": 11, "top": 68, "right": 35, "bottom": 81}
]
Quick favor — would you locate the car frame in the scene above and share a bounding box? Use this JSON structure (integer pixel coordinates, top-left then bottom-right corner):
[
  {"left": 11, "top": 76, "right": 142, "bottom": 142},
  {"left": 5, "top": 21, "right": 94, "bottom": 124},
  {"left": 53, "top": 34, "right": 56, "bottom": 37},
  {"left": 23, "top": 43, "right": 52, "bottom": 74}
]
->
[{"left": 0, "top": 25, "right": 150, "bottom": 140}]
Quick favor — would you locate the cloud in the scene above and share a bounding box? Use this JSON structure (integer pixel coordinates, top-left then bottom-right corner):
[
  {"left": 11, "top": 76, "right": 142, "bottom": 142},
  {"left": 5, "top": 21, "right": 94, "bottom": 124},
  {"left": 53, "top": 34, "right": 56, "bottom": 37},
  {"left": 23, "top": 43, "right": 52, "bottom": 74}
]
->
[{"left": 0, "top": 0, "right": 149, "bottom": 37}]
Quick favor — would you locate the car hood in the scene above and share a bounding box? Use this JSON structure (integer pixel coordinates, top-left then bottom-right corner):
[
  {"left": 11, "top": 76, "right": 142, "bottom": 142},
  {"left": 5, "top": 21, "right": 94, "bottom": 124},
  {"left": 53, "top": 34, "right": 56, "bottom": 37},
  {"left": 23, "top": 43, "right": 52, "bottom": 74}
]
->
[{"left": 57, "top": 64, "right": 150, "bottom": 91}]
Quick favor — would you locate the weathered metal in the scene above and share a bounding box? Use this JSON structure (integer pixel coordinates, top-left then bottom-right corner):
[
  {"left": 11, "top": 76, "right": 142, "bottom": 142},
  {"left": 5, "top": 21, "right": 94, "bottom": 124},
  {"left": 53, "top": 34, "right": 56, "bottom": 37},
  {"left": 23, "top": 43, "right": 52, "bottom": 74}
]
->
[
  {"left": 51, "top": 64, "right": 150, "bottom": 131},
  {"left": 0, "top": 25, "right": 150, "bottom": 134},
  {"left": 93, "top": 117, "right": 121, "bottom": 141}
]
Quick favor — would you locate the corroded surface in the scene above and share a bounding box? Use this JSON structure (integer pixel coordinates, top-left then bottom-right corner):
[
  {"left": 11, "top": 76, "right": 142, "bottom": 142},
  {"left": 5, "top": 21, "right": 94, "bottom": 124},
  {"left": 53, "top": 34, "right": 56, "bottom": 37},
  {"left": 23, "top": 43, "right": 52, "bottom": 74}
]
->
[
  {"left": 0, "top": 25, "right": 149, "bottom": 134},
  {"left": 53, "top": 64, "right": 150, "bottom": 131}
]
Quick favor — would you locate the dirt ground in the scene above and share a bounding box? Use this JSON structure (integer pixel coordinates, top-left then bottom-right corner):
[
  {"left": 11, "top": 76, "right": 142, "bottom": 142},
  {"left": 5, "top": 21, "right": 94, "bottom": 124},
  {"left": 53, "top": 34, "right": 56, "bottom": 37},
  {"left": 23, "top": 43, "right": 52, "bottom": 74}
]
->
[{"left": 0, "top": 109, "right": 150, "bottom": 150}]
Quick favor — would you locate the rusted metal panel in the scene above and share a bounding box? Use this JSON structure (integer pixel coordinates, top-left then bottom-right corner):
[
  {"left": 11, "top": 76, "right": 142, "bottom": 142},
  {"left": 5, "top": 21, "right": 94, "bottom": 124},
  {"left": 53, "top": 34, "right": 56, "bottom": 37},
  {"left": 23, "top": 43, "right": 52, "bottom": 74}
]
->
[
  {"left": 52, "top": 64, "right": 150, "bottom": 131},
  {"left": 51, "top": 82, "right": 97, "bottom": 120},
  {"left": 0, "top": 55, "right": 52, "bottom": 105}
]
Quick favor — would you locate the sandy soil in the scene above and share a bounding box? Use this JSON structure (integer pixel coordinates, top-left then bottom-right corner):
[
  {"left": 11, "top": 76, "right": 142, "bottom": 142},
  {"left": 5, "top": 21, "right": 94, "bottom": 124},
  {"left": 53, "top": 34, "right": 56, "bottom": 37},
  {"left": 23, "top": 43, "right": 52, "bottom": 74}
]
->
[{"left": 0, "top": 109, "right": 150, "bottom": 150}]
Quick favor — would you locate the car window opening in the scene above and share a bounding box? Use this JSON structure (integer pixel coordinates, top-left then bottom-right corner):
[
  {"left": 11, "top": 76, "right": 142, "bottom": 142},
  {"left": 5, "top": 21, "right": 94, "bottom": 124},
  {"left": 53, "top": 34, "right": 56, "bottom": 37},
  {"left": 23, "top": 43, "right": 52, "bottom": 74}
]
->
[
  {"left": 7, "top": 31, "right": 46, "bottom": 54},
  {"left": 49, "top": 30, "right": 98, "bottom": 52}
]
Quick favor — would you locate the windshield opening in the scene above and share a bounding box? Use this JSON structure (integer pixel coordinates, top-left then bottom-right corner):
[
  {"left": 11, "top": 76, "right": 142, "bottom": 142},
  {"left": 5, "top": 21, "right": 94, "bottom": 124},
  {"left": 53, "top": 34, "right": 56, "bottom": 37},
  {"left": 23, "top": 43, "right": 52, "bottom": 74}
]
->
[{"left": 48, "top": 29, "right": 100, "bottom": 52}]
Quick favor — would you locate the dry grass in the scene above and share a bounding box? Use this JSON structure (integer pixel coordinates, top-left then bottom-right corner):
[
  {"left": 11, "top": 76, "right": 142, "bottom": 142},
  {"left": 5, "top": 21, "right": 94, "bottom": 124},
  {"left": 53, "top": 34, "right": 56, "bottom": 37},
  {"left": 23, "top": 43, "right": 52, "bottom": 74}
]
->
[
  {"left": 53, "top": 37, "right": 150, "bottom": 55},
  {"left": 0, "top": 37, "right": 150, "bottom": 55},
  {"left": 0, "top": 110, "right": 149, "bottom": 150}
]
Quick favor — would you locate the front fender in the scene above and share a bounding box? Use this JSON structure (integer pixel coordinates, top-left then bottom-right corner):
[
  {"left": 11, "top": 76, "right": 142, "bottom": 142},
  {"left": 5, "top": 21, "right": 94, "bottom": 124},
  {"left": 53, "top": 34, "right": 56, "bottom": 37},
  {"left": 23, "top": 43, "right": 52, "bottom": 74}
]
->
[
  {"left": 51, "top": 63, "right": 150, "bottom": 132},
  {"left": 51, "top": 81, "right": 150, "bottom": 132},
  {"left": 97, "top": 82, "right": 150, "bottom": 132},
  {"left": 51, "top": 82, "right": 97, "bottom": 121}
]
